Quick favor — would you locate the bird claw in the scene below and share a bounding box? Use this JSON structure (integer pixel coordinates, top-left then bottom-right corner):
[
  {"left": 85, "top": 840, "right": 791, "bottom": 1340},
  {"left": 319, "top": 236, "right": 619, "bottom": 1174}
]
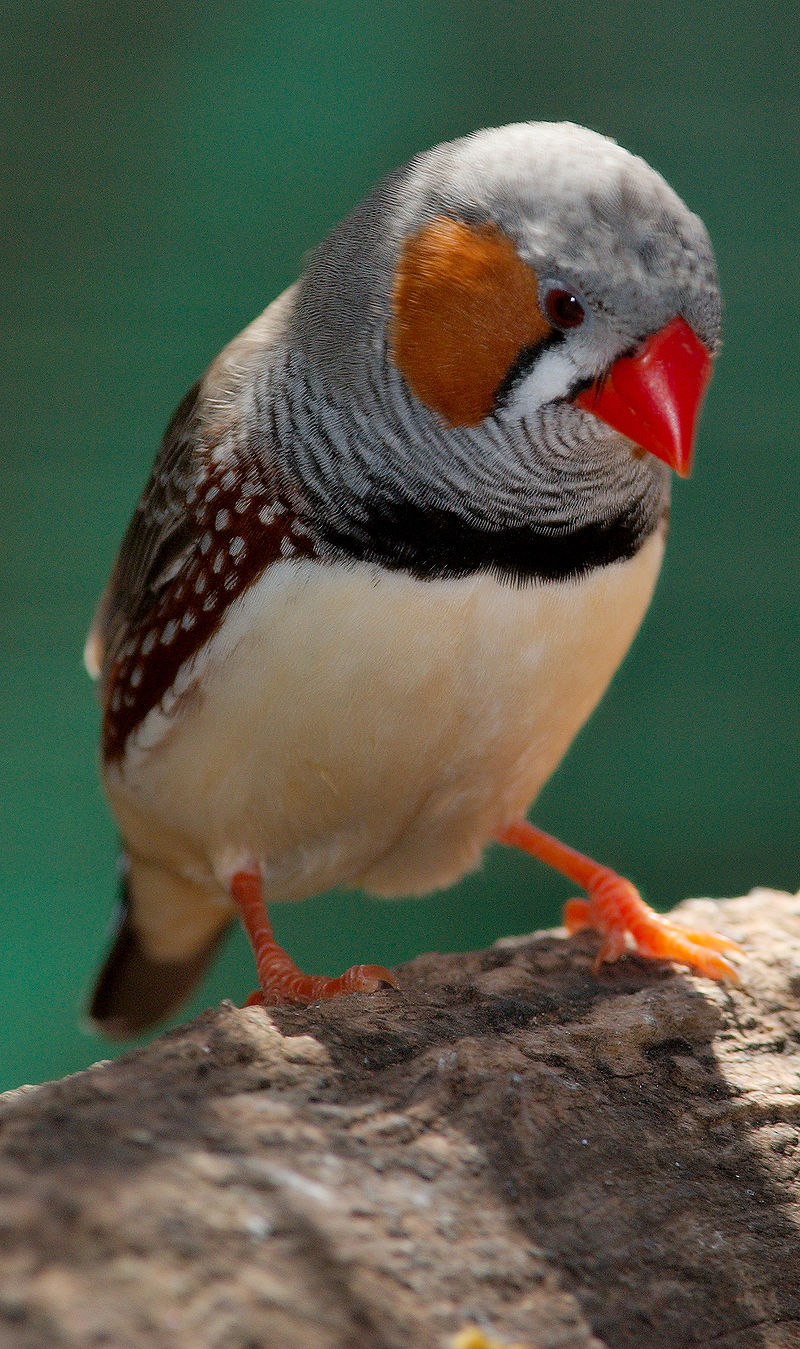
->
[
  {"left": 564, "top": 887, "right": 742, "bottom": 983},
  {"left": 496, "top": 819, "right": 741, "bottom": 985},
  {"left": 242, "top": 963, "right": 398, "bottom": 1009},
  {"left": 319, "top": 963, "right": 399, "bottom": 998},
  {"left": 628, "top": 913, "right": 742, "bottom": 983},
  {"left": 231, "top": 870, "right": 398, "bottom": 1007}
]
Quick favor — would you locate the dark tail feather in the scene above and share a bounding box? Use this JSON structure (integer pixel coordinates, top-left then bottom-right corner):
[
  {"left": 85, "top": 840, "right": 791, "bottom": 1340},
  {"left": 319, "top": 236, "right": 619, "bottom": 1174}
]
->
[{"left": 88, "top": 871, "right": 231, "bottom": 1039}]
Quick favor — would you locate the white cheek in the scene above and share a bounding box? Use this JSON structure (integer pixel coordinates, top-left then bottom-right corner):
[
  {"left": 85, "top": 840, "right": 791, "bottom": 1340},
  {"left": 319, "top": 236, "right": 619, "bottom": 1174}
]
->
[
  {"left": 498, "top": 324, "right": 623, "bottom": 424},
  {"left": 500, "top": 345, "right": 582, "bottom": 417}
]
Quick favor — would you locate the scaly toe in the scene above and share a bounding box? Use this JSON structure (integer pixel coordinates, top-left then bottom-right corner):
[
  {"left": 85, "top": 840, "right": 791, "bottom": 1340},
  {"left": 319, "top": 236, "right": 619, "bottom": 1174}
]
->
[
  {"left": 668, "top": 923, "right": 743, "bottom": 954},
  {"left": 632, "top": 919, "right": 741, "bottom": 983},
  {"left": 326, "top": 963, "right": 399, "bottom": 996},
  {"left": 666, "top": 941, "right": 740, "bottom": 983}
]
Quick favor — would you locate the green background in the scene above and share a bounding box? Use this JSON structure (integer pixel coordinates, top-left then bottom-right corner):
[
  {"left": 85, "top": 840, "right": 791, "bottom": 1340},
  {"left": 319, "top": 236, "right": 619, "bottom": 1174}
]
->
[{"left": 2, "top": 2, "right": 798, "bottom": 1091}]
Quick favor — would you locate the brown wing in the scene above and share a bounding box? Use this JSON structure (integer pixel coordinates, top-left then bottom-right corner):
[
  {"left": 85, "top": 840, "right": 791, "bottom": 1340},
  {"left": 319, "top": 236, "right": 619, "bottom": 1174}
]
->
[
  {"left": 86, "top": 286, "right": 302, "bottom": 694},
  {"left": 86, "top": 380, "right": 207, "bottom": 689},
  {"left": 91, "top": 403, "right": 319, "bottom": 763},
  {"left": 86, "top": 286, "right": 323, "bottom": 762}
]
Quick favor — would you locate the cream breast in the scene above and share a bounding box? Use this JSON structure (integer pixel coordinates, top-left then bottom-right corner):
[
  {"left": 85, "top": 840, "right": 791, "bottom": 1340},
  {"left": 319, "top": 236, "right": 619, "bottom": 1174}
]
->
[{"left": 105, "top": 527, "right": 664, "bottom": 904}]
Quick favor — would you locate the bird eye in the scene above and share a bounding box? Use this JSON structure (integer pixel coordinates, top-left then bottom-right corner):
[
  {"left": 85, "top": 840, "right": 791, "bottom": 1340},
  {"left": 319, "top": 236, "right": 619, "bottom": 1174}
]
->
[{"left": 545, "top": 288, "right": 585, "bottom": 330}]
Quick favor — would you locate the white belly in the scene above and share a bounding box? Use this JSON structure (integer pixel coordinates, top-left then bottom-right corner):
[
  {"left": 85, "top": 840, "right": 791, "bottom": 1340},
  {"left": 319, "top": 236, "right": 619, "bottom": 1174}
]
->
[{"left": 106, "top": 530, "right": 664, "bottom": 904}]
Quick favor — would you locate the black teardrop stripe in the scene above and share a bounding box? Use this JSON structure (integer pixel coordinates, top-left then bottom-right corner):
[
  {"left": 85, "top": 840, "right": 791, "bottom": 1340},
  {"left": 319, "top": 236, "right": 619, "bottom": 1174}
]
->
[
  {"left": 492, "top": 331, "right": 565, "bottom": 408},
  {"left": 317, "top": 494, "right": 657, "bottom": 584}
]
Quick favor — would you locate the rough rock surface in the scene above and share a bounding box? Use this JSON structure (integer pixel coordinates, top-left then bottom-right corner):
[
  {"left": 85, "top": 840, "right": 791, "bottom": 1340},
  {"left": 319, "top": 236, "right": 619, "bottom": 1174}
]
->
[{"left": 1, "top": 891, "right": 800, "bottom": 1349}]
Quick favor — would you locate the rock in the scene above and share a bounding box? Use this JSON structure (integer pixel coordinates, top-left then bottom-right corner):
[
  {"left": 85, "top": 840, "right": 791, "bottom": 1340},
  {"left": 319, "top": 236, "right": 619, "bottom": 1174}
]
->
[{"left": 1, "top": 890, "right": 799, "bottom": 1348}]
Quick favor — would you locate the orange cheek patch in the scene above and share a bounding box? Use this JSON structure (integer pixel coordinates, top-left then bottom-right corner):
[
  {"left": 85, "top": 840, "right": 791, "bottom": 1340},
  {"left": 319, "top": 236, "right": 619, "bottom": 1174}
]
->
[{"left": 390, "top": 216, "right": 552, "bottom": 426}]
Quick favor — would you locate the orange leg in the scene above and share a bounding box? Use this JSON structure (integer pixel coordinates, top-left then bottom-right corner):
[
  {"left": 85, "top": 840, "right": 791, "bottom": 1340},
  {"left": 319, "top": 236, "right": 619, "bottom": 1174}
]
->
[
  {"left": 495, "top": 819, "right": 741, "bottom": 982},
  {"left": 231, "top": 871, "right": 398, "bottom": 1007}
]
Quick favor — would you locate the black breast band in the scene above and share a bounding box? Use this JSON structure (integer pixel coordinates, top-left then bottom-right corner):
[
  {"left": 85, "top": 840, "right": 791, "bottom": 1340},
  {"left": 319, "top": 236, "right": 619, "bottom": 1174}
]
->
[{"left": 318, "top": 494, "right": 657, "bottom": 584}]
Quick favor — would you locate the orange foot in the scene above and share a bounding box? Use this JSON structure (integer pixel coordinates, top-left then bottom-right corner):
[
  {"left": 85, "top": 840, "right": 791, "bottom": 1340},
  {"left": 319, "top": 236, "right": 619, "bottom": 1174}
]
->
[
  {"left": 495, "top": 819, "right": 741, "bottom": 983},
  {"left": 232, "top": 870, "right": 398, "bottom": 1007}
]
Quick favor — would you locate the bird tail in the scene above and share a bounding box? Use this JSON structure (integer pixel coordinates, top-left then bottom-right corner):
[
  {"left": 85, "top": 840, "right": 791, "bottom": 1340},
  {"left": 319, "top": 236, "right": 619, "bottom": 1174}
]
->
[{"left": 88, "top": 853, "right": 233, "bottom": 1039}]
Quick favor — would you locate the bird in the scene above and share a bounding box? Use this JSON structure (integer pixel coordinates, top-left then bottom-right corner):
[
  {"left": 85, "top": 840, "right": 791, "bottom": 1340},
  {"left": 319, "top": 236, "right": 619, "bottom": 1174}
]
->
[{"left": 85, "top": 120, "right": 739, "bottom": 1038}]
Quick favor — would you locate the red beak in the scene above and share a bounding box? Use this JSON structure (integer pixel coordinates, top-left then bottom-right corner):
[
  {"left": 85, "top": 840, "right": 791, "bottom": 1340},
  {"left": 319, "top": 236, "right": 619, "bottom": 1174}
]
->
[{"left": 573, "top": 315, "right": 712, "bottom": 477}]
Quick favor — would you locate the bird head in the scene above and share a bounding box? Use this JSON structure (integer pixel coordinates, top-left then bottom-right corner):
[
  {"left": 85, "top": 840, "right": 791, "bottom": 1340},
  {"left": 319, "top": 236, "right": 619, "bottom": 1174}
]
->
[
  {"left": 294, "top": 122, "right": 719, "bottom": 458},
  {"left": 282, "top": 123, "right": 721, "bottom": 576}
]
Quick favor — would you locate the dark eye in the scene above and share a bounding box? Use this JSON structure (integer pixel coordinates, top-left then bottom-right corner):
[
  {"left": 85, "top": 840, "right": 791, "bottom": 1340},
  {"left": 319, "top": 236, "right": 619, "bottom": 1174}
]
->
[{"left": 545, "top": 288, "right": 585, "bottom": 329}]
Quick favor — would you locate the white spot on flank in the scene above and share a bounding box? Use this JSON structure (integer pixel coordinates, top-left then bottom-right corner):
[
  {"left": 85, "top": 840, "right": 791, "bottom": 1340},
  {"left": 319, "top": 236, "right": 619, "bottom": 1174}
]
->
[
  {"left": 205, "top": 485, "right": 219, "bottom": 503},
  {"left": 215, "top": 508, "right": 231, "bottom": 531},
  {"left": 194, "top": 573, "right": 207, "bottom": 594},
  {"left": 130, "top": 666, "right": 143, "bottom": 688},
  {"left": 161, "top": 619, "right": 178, "bottom": 645},
  {"left": 229, "top": 536, "right": 245, "bottom": 559},
  {"left": 258, "top": 501, "right": 285, "bottom": 526},
  {"left": 141, "top": 630, "right": 156, "bottom": 655},
  {"left": 202, "top": 592, "right": 217, "bottom": 612},
  {"left": 279, "top": 536, "right": 295, "bottom": 558},
  {"left": 224, "top": 573, "right": 238, "bottom": 590},
  {"left": 212, "top": 550, "right": 225, "bottom": 574},
  {"left": 292, "top": 520, "right": 312, "bottom": 537},
  {"left": 171, "top": 661, "right": 195, "bottom": 698},
  {"left": 111, "top": 689, "right": 121, "bottom": 712},
  {"left": 185, "top": 486, "right": 198, "bottom": 506},
  {"left": 221, "top": 469, "right": 237, "bottom": 490},
  {"left": 181, "top": 610, "right": 196, "bottom": 630},
  {"left": 234, "top": 496, "right": 250, "bottom": 513},
  {"left": 200, "top": 532, "right": 212, "bottom": 554}
]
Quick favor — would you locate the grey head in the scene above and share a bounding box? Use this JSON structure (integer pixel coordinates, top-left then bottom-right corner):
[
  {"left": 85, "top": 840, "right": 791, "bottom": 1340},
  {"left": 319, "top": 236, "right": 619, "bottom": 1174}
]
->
[
  {"left": 293, "top": 122, "right": 720, "bottom": 395},
  {"left": 260, "top": 122, "right": 721, "bottom": 582}
]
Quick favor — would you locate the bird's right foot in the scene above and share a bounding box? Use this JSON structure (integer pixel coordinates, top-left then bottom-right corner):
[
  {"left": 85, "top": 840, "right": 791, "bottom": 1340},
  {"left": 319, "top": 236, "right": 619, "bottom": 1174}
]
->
[{"left": 231, "top": 870, "right": 398, "bottom": 1006}]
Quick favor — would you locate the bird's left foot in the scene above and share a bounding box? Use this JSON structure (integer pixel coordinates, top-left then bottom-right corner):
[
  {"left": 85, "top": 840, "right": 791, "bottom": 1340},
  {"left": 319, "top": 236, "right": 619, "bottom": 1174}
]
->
[
  {"left": 496, "top": 818, "right": 741, "bottom": 982},
  {"left": 562, "top": 876, "right": 741, "bottom": 981}
]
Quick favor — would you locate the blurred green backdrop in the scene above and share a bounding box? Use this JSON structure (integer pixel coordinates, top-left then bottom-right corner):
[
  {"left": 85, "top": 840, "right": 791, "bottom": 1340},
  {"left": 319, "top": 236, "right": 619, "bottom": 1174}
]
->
[{"left": 2, "top": 1, "right": 798, "bottom": 1090}]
